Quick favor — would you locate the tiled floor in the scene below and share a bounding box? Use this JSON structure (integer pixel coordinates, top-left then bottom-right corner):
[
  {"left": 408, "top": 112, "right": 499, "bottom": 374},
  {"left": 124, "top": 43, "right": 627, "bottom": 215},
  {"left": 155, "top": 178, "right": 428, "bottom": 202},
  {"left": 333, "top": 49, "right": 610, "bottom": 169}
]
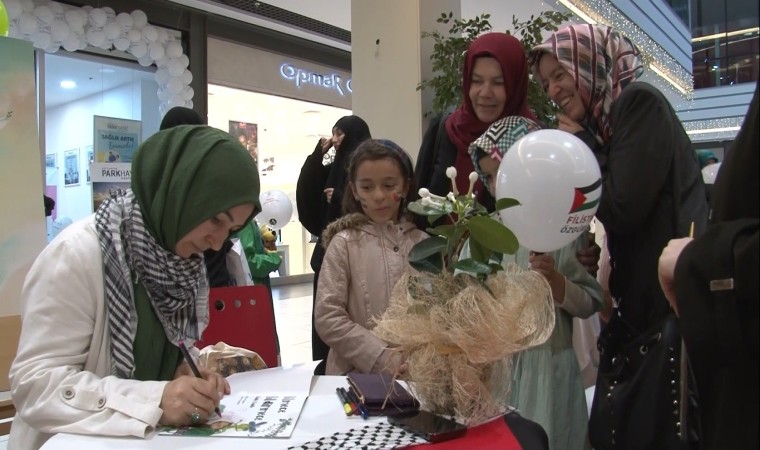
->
[{"left": 272, "top": 282, "right": 315, "bottom": 367}]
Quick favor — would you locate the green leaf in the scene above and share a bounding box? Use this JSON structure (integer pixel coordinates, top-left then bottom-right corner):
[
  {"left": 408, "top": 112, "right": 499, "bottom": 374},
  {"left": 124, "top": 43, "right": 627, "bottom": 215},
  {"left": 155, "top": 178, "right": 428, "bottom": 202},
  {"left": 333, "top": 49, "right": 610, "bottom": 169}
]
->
[
  {"left": 468, "top": 237, "right": 491, "bottom": 265},
  {"left": 454, "top": 258, "right": 492, "bottom": 275},
  {"left": 428, "top": 224, "right": 455, "bottom": 238},
  {"left": 495, "top": 197, "right": 520, "bottom": 212},
  {"left": 409, "top": 236, "right": 447, "bottom": 261},
  {"left": 467, "top": 215, "right": 519, "bottom": 254},
  {"left": 408, "top": 201, "right": 444, "bottom": 216},
  {"left": 409, "top": 256, "right": 443, "bottom": 274}
]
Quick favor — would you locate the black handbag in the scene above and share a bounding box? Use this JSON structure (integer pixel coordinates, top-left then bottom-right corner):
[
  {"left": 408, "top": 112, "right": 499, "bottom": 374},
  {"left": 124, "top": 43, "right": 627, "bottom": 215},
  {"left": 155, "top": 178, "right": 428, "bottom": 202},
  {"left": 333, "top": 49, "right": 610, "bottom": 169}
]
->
[{"left": 589, "top": 312, "right": 699, "bottom": 449}]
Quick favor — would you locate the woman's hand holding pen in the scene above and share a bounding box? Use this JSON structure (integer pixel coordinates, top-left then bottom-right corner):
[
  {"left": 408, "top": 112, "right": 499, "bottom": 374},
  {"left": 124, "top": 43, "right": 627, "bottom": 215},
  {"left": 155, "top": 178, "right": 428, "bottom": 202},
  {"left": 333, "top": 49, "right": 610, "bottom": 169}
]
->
[{"left": 158, "top": 364, "right": 229, "bottom": 426}]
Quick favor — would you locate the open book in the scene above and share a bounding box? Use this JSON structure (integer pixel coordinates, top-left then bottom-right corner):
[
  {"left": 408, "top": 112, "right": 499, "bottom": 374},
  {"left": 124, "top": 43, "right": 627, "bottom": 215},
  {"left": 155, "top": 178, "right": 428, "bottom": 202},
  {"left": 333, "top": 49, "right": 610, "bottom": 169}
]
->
[{"left": 159, "top": 364, "right": 311, "bottom": 438}]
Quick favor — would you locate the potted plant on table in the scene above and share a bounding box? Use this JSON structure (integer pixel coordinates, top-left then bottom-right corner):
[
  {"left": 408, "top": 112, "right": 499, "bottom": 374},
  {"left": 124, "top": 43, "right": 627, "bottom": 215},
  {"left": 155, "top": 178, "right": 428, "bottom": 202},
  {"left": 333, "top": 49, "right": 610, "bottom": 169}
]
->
[{"left": 373, "top": 168, "right": 555, "bottom": 423}]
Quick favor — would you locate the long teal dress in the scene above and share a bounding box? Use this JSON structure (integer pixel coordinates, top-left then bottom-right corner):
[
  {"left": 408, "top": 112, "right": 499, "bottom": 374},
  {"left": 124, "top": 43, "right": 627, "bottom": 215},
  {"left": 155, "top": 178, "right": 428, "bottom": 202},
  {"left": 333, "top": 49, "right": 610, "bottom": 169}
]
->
[{"left": 503, "top": 240, "right": 602, "bottom": 450}]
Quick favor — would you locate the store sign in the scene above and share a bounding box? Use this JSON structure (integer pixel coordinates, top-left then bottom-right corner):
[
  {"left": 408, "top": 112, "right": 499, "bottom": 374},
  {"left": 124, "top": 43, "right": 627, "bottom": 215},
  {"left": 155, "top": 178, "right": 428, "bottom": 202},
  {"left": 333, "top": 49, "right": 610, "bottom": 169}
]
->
[{"left": 279, "top": 63, "right": 352, "bottom": 96}]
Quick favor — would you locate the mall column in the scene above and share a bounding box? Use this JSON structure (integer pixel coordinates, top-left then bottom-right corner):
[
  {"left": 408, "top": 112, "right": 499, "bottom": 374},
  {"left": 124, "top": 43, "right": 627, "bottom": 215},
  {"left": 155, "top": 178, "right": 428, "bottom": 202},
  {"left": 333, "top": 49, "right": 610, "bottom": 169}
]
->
[{"left": 350, "top": 0, "right": 460, "bottom": 162}]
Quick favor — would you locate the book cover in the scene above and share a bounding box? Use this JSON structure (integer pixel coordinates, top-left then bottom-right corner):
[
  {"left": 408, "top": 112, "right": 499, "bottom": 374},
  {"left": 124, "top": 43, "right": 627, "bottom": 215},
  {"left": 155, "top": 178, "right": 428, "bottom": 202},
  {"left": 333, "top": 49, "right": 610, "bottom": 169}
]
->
[{"left": 159, "top": 392, "right": 307, "bottom": 438}]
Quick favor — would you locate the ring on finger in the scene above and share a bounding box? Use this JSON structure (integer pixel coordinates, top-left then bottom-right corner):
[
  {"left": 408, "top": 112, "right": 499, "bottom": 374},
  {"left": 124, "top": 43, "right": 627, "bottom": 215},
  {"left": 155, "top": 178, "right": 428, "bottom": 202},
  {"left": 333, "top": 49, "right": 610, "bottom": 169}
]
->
[{"left": 189, "top": 407, "right": 201, "bottom": 425}]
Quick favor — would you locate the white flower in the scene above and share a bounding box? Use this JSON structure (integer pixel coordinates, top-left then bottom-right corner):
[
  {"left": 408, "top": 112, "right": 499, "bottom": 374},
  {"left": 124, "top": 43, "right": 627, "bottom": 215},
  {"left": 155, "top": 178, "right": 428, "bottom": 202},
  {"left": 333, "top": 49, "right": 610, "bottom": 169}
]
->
[
  {"left": 447, "top": 192, "right": 456, "bottom": 202},
  {"left": 418, "top": 188, "right": 430, "bottom": 198},
  {"left": 446, "top": 167, "right": 458, "bottom": 179},
  {"left": 467, "top": 171, "right": 479, "bottom": 196}
]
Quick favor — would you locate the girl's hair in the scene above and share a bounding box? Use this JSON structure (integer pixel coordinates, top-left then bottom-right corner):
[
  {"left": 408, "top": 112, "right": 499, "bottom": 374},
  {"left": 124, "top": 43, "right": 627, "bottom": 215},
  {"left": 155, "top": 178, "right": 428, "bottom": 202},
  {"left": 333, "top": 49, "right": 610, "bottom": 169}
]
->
[{"left": 341, "top": 139, "right": 419, "bottom": 220}]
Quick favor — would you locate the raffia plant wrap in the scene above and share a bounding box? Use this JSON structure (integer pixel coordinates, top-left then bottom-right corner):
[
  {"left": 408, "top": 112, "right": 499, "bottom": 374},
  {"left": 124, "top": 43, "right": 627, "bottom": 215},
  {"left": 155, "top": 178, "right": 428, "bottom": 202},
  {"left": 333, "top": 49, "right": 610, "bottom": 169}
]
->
[{"left": 373, "top": 264, "right": 555, "bottom": 423}]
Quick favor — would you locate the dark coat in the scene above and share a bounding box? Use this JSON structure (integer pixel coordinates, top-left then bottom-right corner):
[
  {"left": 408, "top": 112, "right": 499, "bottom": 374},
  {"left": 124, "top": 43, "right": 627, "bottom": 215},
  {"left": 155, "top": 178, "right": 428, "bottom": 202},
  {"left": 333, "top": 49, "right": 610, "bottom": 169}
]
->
[
  {"left": 575, "top": 82, "right": 708, "bottom": 332},
  {"left": 414, "top": 114, "right": 495, "bottom": 218},
  {"left": 674, "top": 85, "right": 759, "bottom": 450}
]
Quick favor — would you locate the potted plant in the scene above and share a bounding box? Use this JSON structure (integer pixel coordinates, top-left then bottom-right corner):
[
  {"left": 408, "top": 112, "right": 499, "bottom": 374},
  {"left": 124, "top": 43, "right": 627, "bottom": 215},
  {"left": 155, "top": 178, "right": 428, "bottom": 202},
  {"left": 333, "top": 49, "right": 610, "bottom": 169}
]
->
[{"left": 373, "top": 168, "right": 556, "bottom": 422}]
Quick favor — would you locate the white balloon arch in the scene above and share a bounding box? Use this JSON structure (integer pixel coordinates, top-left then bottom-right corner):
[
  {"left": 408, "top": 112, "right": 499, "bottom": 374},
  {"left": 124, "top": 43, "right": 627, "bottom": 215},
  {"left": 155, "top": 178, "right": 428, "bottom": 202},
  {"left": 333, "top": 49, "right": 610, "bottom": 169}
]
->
[{"left": 4, "top": 0, "right": 193, "bottom": 116}]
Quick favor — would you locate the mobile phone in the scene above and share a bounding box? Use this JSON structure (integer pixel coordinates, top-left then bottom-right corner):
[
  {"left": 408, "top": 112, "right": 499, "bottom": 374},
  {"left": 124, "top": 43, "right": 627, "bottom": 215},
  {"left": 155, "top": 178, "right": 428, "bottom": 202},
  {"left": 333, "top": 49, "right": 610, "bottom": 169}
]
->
[{"left": 389, "top": 410, "right": 467, "bottom": 443}]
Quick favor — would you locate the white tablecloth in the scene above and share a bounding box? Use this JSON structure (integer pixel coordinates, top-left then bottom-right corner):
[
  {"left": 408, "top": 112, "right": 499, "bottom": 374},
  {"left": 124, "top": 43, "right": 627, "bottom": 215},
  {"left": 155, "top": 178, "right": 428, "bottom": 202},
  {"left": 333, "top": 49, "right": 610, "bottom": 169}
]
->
[{"left": 41, "top": 363, "right": 386, "bottom": 450}]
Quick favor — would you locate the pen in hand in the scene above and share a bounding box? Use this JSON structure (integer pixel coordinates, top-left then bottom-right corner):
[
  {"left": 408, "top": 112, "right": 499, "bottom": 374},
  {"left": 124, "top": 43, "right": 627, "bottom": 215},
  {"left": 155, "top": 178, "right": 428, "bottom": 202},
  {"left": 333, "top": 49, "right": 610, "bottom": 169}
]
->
[{"left": 178, "top": 340, "right": 223, "bottom": 418}]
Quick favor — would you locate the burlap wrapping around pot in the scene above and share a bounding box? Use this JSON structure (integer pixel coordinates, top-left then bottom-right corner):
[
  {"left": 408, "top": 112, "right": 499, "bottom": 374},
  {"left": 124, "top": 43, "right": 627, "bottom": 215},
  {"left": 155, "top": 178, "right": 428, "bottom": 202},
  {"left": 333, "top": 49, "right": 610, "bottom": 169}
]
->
[{"left": 373, "top": 264, "right": 555, "bottom": 423}]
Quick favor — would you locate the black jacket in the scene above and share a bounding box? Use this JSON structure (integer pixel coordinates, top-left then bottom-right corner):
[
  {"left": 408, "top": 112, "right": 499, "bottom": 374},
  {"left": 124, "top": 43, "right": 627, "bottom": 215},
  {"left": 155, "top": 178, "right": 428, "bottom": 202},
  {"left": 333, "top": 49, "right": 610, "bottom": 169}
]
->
[
  {"left": 674, "top": 85, "right": 758, "bottom": 450},
  {"left": 576, "top": 82, "right": 708, "bottom": 332}
]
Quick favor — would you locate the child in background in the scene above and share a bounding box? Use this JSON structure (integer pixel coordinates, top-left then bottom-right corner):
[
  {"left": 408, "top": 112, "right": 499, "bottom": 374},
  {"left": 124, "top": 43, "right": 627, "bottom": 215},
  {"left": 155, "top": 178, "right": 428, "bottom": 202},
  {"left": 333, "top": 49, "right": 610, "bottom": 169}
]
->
[
  {"left": 466, "top": 116, "right": 603, "bottom": 450},
  {"left": 315, "top": 139, "right": 428, "bottom": 375}
]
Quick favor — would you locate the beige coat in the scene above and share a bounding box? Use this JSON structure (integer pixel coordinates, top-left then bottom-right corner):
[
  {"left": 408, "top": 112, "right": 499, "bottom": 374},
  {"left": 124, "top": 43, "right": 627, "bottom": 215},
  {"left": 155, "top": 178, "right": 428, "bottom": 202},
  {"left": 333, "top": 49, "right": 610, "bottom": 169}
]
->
[
  {"left": 9, "top": 217, "right": 166, "bottom": 450},
  {"left": 315, "top": 214, "right": 428, "bottom": 375}
]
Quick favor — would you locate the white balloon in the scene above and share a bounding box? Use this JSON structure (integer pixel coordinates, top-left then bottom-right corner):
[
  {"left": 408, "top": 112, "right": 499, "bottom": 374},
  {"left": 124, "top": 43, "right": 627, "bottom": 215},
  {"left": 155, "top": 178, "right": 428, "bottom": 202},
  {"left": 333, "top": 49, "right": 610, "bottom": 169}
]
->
[
  {"left": 127, "top": 28, "right": 142, "bottom": 42},
  {"left": 86, "top": 29, "right": 106, "bottom": 47},
  {"left": 129, "top": 41, "right": 147, "bottom": 58},
  {"left": 115, "top": 12, "right": 133, "bottom": 32},
  {"left": 64, "top": 9, "right": 86, "bottom": 30},
  {"left": 181, "top": 69, "right": 193, "bottom": 85},
  {"left": 157, "top": 28, "right": 169, "bottom": 44},
  {"left": 155, "top": 68, "right": 171, "bottom": 84},
  {"left": 154, "top": 54, "right": 168, "bottom": 68},
  {"left": 258, "top": 190, "right": 294, "bottom": 230},
  {"left": 148, "top": 42, "right": 165, "bottom": 60},
  {"left": 185, "top": 100, "right": 193, "bottom": 109},
  {"left": 141, "top": 25, "right": 157, "bottom": 42},
  {"left": 21, "top": 0, "right": 35, "bottom": 14},
  {"left": 130, "top": 10, "right": 148, "bottom": 29},
  {"left": 89, "top": 8, "right": 107, "bottom": 28},
  {"left": 165, "top": 41, "right": 182, "bottom": 59},
  {"left": 167, "top": 95, "right": 184, "bottom": 107},
  {"left": 5, "top": 0, "right": 23, "bottom": 20},
  {"left": 32, "top": 31, "right": 53, "bottom": 49},
  {"left": 62, "top": 34, "right": 80, "bottom": 52},
  {"left": 102, "top": 7, "right": 116, "bottom": 20},
  {"left": 104, "top": 21, "right": 121, "bottom": 40},
  {"left": 159, "top": 102, "right": 169, "bottom": 116},
  {"left": 34, "top": 5, "right": 55, "bottom": 26},
  {"left": 701, "top": 162, "right": 722, "bottom": 184},
  {"left": 44, "top": 43, "right": 60, "bottom": 53},
  {"left": 50, "top": 19, "right": 70, "bottom": 43},
  {"left": 182, "top": 86, "right": 194, "bottom": 101},
  {"left": 496, "top": 130, "right": 601, "bottom": 253},
  {"left": 179, "top": 54, "right": 189, "bottom": 68},
  {"left": 137, "top": 55, "right": 154, "bottom": 67},
  {"left": 113, "top": 37, "right": 130, "bottom": 51},
  {"left": 157, "top": 88, "right": 170, "bottom": 101},
  {"left": 18, "top": 13, "right": 37, "bottom": 35},
  {"left": 167, "top": 77, "right": 184, "bottom": 94},
  {"left": 167, "top": 59, "right": 183, "bottom": 76}
]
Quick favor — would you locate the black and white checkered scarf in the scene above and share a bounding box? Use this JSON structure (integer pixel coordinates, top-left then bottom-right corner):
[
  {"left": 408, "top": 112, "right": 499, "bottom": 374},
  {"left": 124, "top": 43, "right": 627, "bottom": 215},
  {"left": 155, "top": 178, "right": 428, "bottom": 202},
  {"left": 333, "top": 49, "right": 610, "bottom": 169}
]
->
[{"left": 95, "top": 189, "right": 209, "bottom": 378}]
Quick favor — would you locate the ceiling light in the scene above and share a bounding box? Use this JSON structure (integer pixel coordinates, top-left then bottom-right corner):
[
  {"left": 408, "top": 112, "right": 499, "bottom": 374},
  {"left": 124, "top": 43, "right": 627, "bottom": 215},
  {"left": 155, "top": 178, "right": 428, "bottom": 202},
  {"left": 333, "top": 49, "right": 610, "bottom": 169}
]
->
[
  {"left": 60, "top": 80, "right": 77, "bottom": 89},
  {"left": 686, "top": 126, "right": 741, "bottom": 135},
  {"left": 558, "top": 0, "right": 597, "bottom": 24},
  {"left": 99, "top": 68, "right": 115, "bottom": 74}
]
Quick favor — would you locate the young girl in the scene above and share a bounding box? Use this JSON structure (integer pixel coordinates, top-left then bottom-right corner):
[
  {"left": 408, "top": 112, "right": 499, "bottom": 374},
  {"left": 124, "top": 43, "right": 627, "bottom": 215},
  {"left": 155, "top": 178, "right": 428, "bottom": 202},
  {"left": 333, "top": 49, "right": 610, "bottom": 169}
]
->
[
  {"left": 315, "top": 139, "right": 428, "bottom": 375},
  {"left": 466, "top": 116, "right": 603, "bottom": 450}
]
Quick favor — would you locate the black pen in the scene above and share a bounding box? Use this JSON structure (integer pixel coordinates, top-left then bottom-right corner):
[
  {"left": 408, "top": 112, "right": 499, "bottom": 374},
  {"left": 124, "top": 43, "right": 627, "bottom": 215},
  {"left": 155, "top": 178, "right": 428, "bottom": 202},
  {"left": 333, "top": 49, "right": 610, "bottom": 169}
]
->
[{"left": 178, "top": 340, "right": 223, "bottom": 417}]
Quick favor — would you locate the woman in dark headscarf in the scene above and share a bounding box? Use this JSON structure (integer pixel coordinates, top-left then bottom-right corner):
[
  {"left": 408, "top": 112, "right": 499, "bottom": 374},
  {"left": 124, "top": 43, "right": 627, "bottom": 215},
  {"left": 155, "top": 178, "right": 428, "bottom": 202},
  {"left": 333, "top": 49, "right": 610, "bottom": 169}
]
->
[
  {"left": 296, "top": 115, "right": 371, "bottom": 372},
  {"left": 415, "top": 32, "right": 536, "bottom": 210},
  {"left": 9, "top": 125, "right": 261, "bottom": 450}
]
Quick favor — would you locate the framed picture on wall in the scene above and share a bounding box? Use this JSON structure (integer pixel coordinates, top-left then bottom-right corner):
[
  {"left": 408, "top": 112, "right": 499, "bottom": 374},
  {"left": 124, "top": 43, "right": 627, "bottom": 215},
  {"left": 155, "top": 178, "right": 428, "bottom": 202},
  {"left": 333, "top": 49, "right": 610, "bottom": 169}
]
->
[
  {"left": 229, "top": 120, "right": 258, "bottom": 167},
  {"left": 63, "top": 148, "right": 80, "bottom": 186},
  {"left": 45, "top": 154, "right": 56, "bottom": 168},
  {"left": 85, "top": 145, "right": 94, "bottom": 183}
]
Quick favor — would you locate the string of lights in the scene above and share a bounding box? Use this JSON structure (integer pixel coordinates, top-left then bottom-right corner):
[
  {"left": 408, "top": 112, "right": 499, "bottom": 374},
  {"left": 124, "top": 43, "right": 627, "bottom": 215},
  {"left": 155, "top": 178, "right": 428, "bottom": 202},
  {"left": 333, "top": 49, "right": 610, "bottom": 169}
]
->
[{"left": 552, "top": 0, "right": 695, "bottom": 101}]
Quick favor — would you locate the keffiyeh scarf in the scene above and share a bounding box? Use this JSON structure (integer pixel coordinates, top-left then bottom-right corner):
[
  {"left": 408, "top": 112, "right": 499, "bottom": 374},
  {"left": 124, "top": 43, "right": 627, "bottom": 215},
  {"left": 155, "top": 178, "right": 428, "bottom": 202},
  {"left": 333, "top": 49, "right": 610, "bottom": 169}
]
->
[{"left": 95, "top": 190, "right": 209, "bottom": 378}]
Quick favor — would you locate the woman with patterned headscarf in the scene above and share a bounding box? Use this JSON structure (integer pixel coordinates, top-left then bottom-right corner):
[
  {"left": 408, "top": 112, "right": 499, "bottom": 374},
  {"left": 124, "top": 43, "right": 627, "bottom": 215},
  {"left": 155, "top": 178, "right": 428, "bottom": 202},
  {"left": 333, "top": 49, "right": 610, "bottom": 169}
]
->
[
  {"left": 530, "top": 24, "right": 707, "bottom": 449},
  {"left": 9, "top": 126, "right": 261, "bottom": 450},
  {"left": 466, "top": 116, "right": 603, "bottom": 450}
]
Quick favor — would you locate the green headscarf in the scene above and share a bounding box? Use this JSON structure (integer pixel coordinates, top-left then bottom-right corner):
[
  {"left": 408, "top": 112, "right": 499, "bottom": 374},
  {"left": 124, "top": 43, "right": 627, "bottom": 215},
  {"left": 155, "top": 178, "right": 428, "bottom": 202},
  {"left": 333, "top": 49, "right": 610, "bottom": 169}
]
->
[{"left": 131, "top": 125, "right": 261, "bottom": 251}]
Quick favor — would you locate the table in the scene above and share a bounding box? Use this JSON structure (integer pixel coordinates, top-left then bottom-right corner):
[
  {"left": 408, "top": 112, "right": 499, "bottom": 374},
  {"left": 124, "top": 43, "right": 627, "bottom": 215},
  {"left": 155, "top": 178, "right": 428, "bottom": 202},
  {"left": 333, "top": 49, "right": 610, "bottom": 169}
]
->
[{"left": 41, "top": 363, "right": 386, "bottom": 449}]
